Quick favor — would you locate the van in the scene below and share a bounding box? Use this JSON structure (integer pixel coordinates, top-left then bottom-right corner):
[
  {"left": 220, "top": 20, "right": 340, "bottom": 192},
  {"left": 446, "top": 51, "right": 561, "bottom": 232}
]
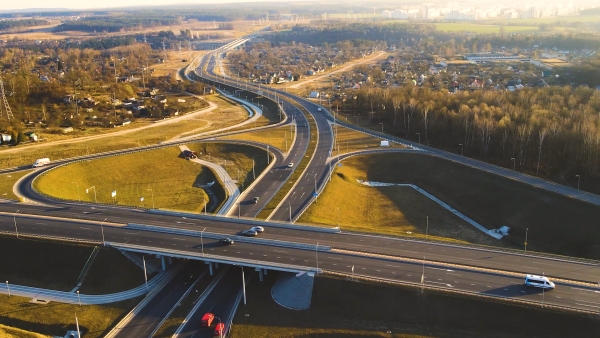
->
[
  {"left": 524, "top": 274, "right": 555, "bottom": 289},
  {"left": 32, "top": 158, "right": 50, "bottom": 168}
]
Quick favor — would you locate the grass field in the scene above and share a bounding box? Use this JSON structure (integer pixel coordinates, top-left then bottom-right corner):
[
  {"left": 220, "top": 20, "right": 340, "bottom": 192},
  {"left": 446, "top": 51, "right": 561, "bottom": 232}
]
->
[
  {"left": 0, "top": 294, "right": 139, "bottom": 338},
  {"left": 0, "top": 323, "right": 49, "bottom": 338},
  {"left": 33, "top": 147, "right": 211, "bottom": 211},
  {"left": 228, "top": 125, "right": 295, "bottom": 152},
  {"left": 333, "top": 125, "right": 393, "bottom": 155},
  {"left": 186, "top": 143, "right": 269, "bottom": 191},
  {"left": 433, "top": 23, "right": 539, "bottom": 33},
  {"left": 301, "top": 152, "right": 600, "bottom": 259},
  {"left": 0, "top": 94, "right": 248, "bottom": 170},
  {"left": 0, "top": 171, "right": 33, "bottom": 200},
  {"left": 0, "top": 236, "right": 148, "bottom": 294},
  {"left": 298, "top": 156, "right": 497, "bottom": 246},
  {"left": 230, "top": 273, "right": 600, "bottom": 338}
]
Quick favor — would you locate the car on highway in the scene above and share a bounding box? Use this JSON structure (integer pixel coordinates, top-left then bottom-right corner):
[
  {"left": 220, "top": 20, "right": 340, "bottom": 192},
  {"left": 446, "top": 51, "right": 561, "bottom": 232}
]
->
[
  {"left": 201, "top": 313, "right": 214, "bottom": 326},
  {"left": 287, "top": 162, "right": 294, "bottom": 168},
  {"left": 242, "top": 229, "right": 258, "bottom": 236},
  {"left": 250, "top": 226, "right": 264, "bottom": 233},
  {"left": 214, "top": 322, "right": 225, "bottom": 336},
  {"left": 317, "top": 108, "right": 322, "bottom": 111},
  {"left": 252, "top": 197, "right": 260, "bottom": 204},
  {"left": 219, "top": 238, "right": 234, "bottom": 245},
  {"left": 524, "top": 274, "right": 555, "bottom": 289}
]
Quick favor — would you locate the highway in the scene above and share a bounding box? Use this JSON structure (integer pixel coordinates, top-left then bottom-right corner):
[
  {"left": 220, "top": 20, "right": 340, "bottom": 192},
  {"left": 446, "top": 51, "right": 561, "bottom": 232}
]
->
[
  {"left": 2, "top": 211, "right": 600, "bottom": 312},
  {"left": 0, "top": 31, "right": 600, "bottom": 318},
  {"left": 175, "top": 267, "right": 243, "bottom": 338},
  {"left": 112, "top": 261, "right": 208, "bottom": 338}
]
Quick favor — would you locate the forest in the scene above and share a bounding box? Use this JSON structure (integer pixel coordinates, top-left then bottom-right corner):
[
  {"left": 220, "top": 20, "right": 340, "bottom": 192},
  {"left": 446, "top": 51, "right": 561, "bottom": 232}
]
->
[
  {"left": 0, "top": 19, "right": 49, "bottom": 31},
  {"left": 343, "top": 85, "right": 600, "bottom": 180}
]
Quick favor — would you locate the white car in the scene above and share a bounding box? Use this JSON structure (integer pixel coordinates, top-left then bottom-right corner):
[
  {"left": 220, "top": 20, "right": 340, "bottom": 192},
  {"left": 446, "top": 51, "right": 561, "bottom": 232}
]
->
[
  {"left": 317, "top": 108, "right": 322, "bottom": 111},
  {"left": 250, "top": 226, "right": 265, "bottom": 233},
  {"left": 287, "top": 163, "right": 294, "bottom": 168}
]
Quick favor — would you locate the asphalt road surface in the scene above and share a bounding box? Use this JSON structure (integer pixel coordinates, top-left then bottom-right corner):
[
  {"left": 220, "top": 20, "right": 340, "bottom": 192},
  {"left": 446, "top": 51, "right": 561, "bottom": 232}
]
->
[{"left": 2, "top": 212, "right": 600, "bottom": 312}]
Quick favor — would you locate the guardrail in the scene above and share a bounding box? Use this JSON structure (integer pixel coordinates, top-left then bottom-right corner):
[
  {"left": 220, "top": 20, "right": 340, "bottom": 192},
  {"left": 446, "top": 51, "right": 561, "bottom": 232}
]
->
[
  {"left": 125, "top": 223, "right": 331, "bottom": 252},
  {"left": 109, "top": 242, "right": 322, "bottom": 274},
  {"left": 147, "top": 209, "right": 340, "bottom": 234}
]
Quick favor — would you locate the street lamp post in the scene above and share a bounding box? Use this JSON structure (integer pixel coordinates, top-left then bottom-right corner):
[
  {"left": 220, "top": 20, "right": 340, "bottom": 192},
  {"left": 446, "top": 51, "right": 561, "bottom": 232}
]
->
[
  {"left": 86, "top": 186, "right": 97, "bottom": 203},
  {"left": 379, "top": 122, "right": 384, "bottom": 134},
  {"left": 314, "top": 174, "right": 318, "bottom": 202},
  {"left": 101, "top": 218, "right": 107, "bottom": 246},
  {"left": 252, "top": 157, "right": 256, "bottom": 180},
  {"left": 426, "top": 216, "right": 429, "bottom": 238},
  {"left": 525, "top": 228, "right": 529, "bottom": 252},
  {"left": 337, "top": 207, "right": 340, "bottom": 227},
  {"left": 511, "top": 157, "right": 516, "bottom": 171},
  {"left": 459, "top": 143, "right": 464, "bottom": 156},
  {"left": 288, "top": 201, "right": 292, "bottom": 223},
  {"left": 72, "top": 182, "right": 80, "bottom": 201},
  {"left": 5, "top": 281, "right": 10, "bottom": 297},
  {"left": 416, "top": 133, "right": 420, "bottom": 144},
  {"left": 201, "top": 227, "right": 206, "bottom": 256},
  {"left": 77, "top": 290, "right": 81, "bottom": 306},
  {"left": 575, "top": 175, "right": 580, "bottom": 190},
  {"left": 241, "top": 266, "right": 246, "bottom": 305},
  {"left": 13, "top": 210, "right": 19, "bottom": 239}
]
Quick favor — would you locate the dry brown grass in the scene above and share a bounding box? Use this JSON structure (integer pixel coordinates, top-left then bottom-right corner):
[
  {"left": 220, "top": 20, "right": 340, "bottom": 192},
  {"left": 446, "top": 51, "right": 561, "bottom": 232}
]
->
[
  {"left": 332, "top": 125, "right": 395, "bottom": 155},
  {"left": 227, "top": 125, "right": 295, "bottom": 152}
]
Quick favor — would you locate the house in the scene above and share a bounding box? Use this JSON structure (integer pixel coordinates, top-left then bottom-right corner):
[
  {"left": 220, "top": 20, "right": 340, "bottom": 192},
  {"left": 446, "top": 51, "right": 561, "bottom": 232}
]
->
[
  {"left": 309, "top": 91, "right": 320, "bottom": 99},
  {"left": 352, "top": 83, "right": 361, "bottom": 90},
  {"left": 62, "top": 127, "right": 74, "bottom": 133},
  {"left": 0, "top": 133, "right": 12, "bottom": 143}
]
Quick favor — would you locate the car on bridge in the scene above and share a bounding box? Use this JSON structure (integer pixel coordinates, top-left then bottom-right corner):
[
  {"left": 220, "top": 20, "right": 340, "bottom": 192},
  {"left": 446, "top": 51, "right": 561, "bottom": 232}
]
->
[
  {"left": 252, "top": 197, "right": 260, "bottom": 204},
  {"left": 242, "top": 229, "right": 258, "bottom": 237},
  {"left": 219, "top": 238, "right": 234, "bottom": 245},
  {"left": 250, "top": 226, "right": 264, "bottom": 233},
  {"left": 524, "top": 274, "right": 555, "bottom": 289},
  {"left": 287, "top": 162, "right": 294, "bottom": 168}
]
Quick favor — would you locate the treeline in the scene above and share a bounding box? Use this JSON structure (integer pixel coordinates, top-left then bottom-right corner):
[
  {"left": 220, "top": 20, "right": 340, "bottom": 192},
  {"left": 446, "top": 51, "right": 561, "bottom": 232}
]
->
[
  {"left": 269, "top": 22, "right": 600, "bottom": 53},
  {"left": 55, "top": 15, "right": 181, "bottom": 33},
  {"left": 0, "top": 19, "right": 49, "bottom": 31},
  {"left": 76, "top": 36, "right": 137, "bottom": 50},
  {"left": 346, "top": 86, "right": 600, "bottom": 179}
]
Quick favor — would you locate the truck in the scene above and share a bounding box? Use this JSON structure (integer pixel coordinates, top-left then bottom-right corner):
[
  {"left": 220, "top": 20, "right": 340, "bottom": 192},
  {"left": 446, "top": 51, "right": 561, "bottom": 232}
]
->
[{"left": 32, "top": 158, "right": 50, "bottom": 168}]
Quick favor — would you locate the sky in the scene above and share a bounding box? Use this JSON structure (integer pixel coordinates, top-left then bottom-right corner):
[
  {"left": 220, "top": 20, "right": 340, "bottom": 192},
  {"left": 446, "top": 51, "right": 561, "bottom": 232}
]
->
[{"left": 1, "top": 0, "right": 272, "bottom": 11}]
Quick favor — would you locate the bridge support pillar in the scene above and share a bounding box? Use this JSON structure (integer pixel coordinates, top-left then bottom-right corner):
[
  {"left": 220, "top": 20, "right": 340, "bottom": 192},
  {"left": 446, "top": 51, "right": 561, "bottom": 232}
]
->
[
  {"left": 256, "top": 268, "right": 264, "bottom": 281},
  {"left": 168, "top": 256, "right": 172, "bottom": 265},
  {"left": 264, "top": 269, "right": 268, "bottom": 275},
  {"left": 207, "top": 262, "right": 214, "bottom": 276},
  {"left": 215, "top": 262, "right": 219, "bottom": 269},
  {"left": 160, "top": 256, "right": 166, "bottom": 271}
]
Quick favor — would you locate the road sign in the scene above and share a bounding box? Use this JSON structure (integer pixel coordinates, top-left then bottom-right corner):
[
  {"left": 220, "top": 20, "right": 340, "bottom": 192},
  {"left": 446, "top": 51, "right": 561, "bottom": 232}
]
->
[{"left": 313, "top": 193, "right": 318, "bottom": 197}]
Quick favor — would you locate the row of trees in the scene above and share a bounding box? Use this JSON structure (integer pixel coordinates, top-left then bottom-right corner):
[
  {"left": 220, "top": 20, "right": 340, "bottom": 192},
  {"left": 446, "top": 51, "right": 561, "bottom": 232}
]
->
[
  {"left": 343, "top": 85, "right": 600, "bottom": 179},
  {"left": 55, "top": 15, "right": 181, "bottom": 33},
  {"left": 0, "top": 19, "right": 49, "bottom": 31}
]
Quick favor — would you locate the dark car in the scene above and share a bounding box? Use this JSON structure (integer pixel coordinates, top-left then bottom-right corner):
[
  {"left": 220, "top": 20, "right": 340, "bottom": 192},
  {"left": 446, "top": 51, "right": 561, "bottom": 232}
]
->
[
  {"left": 242, "top": 229, "right": 258, "bottom": 237},
  {"left": 252, "top": 197, "right": 260, "bottom": 204},
  {"left": 219, "top": 238, "right": 234, "bottom": 245}
]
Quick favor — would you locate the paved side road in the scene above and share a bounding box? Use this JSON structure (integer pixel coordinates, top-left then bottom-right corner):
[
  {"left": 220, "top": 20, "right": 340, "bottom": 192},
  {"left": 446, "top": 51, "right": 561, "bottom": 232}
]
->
[
  {"left": 178, "top": 145, "right": 239, "bottom": 215},
  {"left": 0, "top": 270, "right": 169, "bottom": 305}
]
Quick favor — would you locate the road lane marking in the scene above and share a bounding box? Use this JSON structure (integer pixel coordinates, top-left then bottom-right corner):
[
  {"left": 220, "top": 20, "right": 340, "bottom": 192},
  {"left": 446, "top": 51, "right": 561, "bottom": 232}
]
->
[
  {"left": 80, "top": 227, "right": 91, "bottom": 230},
  {"left": 274, "top": 250, "right": 287, "bottom": 253},
  {"left": 426, "top": 281, "right": 453, "bottom": 287},
  {"left": 171, "top": 238, "right": 185, "bottom": 241},
  {"left": 426, "top": 267, "right": 454, "bottom": 272}
]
